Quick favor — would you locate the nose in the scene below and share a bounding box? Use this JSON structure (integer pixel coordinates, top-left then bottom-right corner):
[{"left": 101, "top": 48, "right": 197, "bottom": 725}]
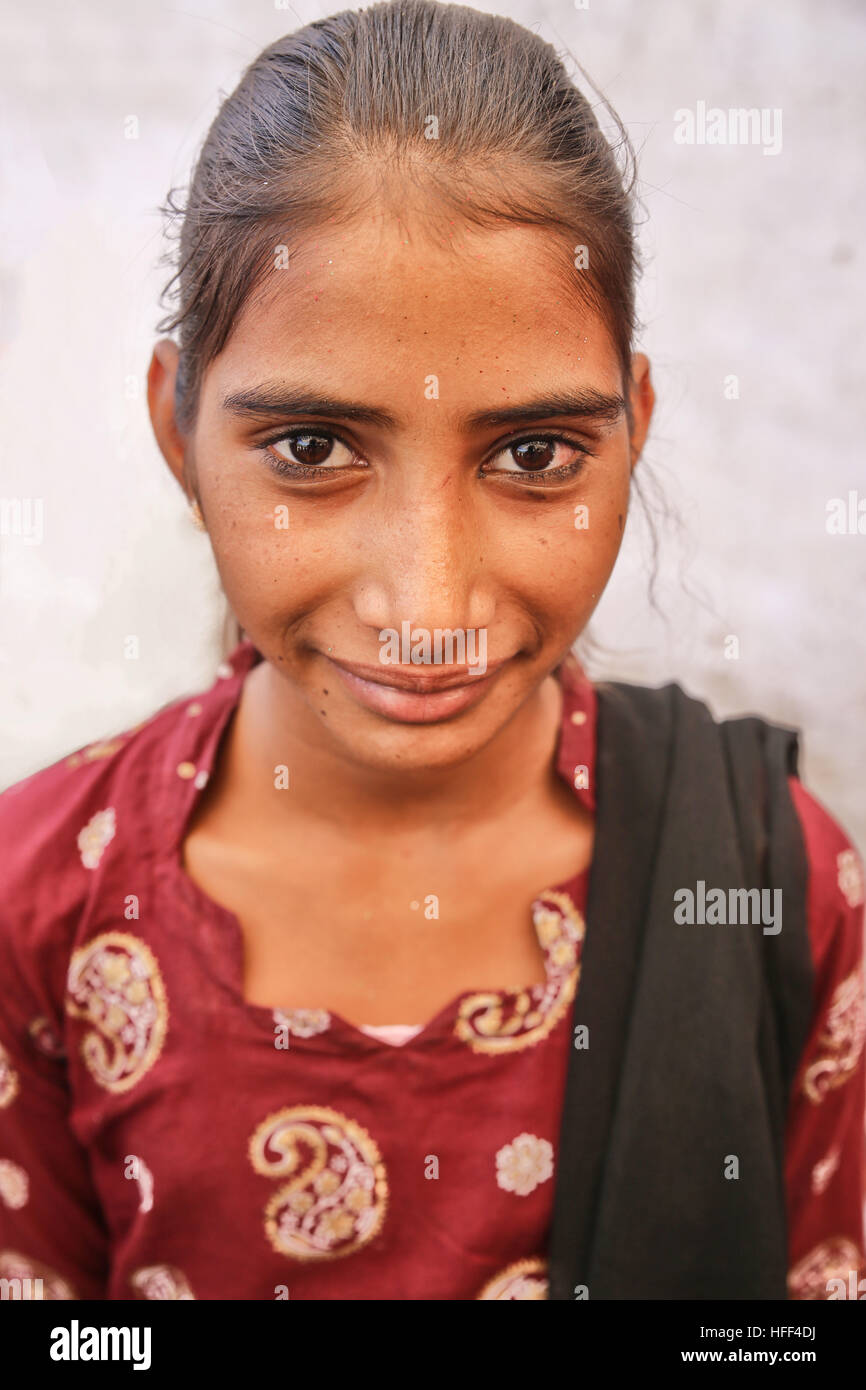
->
[{"left": 351, "top": 473, "right": 495, "bottom": 640}]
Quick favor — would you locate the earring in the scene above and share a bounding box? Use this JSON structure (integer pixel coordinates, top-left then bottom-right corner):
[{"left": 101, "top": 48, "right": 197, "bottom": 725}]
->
[{"left": 188, "top": 497, "right": 206, "bottom": 532}]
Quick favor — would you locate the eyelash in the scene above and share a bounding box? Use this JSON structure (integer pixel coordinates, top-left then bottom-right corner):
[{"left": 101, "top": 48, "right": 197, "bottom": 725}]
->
[{"left": 258, "top": 428, "right": 593, "bottom": 485}]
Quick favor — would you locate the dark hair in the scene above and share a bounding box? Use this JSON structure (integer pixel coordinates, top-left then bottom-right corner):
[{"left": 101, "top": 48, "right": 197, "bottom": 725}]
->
[{"left": 156, "top": 0, "right": 642, "bottom": 437}]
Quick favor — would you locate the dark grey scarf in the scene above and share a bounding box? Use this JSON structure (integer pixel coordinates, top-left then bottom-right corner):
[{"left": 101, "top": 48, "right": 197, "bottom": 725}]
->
[{"left": 547, "top": 681, "right": 814, "bottom": 1299}]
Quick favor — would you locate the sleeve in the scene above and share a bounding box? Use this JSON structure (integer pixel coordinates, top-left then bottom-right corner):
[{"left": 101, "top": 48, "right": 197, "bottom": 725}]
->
[
  {"left": 0, "top": 911, "right": 111, "bottom": 1300},
  {"left": 783, "top": 777, "right": 866, "bottom": 1301}
]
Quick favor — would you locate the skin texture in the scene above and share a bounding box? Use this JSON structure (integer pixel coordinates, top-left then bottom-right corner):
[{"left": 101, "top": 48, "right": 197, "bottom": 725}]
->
[{"left": 147, "top": 203, "right": 655, "bottom": 1023}]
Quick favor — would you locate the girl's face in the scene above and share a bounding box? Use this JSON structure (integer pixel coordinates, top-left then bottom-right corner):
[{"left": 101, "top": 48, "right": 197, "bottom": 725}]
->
[{"left": 150, "top": 207, "right": 654, "bottom": 774}]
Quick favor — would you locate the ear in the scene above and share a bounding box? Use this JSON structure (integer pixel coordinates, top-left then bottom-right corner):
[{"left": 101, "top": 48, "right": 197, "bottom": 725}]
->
[
  {"left": 627, "top": 352, "right": 655, "bottom": 471},
  {"left": 147, "top": 338, "right": 190, "bottom": 494}
]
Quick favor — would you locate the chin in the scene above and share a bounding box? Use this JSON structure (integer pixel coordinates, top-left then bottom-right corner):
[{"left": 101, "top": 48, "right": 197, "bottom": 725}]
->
[{"left": 326, "top": 700, "right": 510, "bottom": 774}]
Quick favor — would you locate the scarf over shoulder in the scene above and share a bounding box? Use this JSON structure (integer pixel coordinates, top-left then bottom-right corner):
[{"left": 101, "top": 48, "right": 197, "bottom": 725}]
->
[{"left": 546, "top": 680, "right": 815, "bottom": 1299}]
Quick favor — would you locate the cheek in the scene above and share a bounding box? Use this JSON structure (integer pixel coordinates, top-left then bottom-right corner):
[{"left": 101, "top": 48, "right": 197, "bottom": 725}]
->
[
  {"left": 197, "top": 457, "right": 331, "bottom": 609},
  {"left": 508, "top": 473, "right": 629, "bottom": 614},
  {"left": 208, "top": 516, "right": 334, "bottom": 625}
]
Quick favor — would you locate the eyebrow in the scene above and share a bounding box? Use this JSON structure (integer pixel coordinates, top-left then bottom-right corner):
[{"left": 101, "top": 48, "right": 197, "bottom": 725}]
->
[{"left": 221, "top": 383, "right": 627, "bottom": 432}]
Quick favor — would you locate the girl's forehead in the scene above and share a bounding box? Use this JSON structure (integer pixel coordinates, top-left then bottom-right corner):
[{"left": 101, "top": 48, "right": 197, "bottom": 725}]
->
[
  {"left": 250, "top": 210, "right": 583, "bottom": 308},
  {"left": 205, "top": 216, "right": 621, "bottom": 408}
]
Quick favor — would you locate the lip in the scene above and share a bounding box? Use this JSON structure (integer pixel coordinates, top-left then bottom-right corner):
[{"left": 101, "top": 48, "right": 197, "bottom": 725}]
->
[{"left": 323, "top": 654, "right": 509, "bottom": 723}]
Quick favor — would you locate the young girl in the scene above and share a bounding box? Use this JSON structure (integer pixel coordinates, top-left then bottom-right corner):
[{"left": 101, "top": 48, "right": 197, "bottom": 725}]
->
[{"left": 1, "top": 0, "right": 863, "bottom": 1302}]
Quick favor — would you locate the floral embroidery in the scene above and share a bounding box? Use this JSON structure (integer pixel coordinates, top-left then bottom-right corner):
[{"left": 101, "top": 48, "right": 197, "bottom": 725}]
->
[
  {"left": 802, "top": 968, "right": 866, "bottom": 1102},
  {"left": 76, "top": 807, "right": 116, "bottom": 870},
  {"left": 0, "top": 1043, "right": 19, "bottom": 1107},
  {"left": 273, "top": 1007, "right": 331, "bottom": 1039},
  {"left": 837, "top": 849, "right": 865, "bottom": 909},
  {"left": 248, "top": 1105, "right": 388, "bottom": 1260},
  {"left": 28, "top": 1016, "right": 65, "bottom": 1058},
  {"left": 455, "top": 889, "right": 583, "bottom": 1054},
  {"left": 0, "top": 1250, "right": 76, "bottom": 1299},
  {"left": 787, "top": 1237, "right": 863, "bottom": 1299},
  {"left": 0, "top": 1159, "right": 28, "bottom": 1209},
  {"left": 454, "top": 979, "right": 576, "bottom": 1055},
  {"left": 65, "top": 932, "right": 169, "bottom": 1093},
  {"left": 130, "top": 1265, "right": 195, "bottom": 1299},
  {"left": 66, "top": 739, "right": 125, "bottom": 769},
  {"left": 495, "top": 1133, "right": 553, "bottom": 1196},
  {"left": 811, "top": 1147, "right": 841, "bottom": 1196},
  {"left": 65, "top": 721, "right": 146, "bottom": 769},
  {"left": 477, "top": 1256, "right": 548, "bottom": 1299}
]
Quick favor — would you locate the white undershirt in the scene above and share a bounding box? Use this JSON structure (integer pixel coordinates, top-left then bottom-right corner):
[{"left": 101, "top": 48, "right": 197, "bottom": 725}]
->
[{"left": 358, "top": 1022, "right": 424, "bottom": 1046}]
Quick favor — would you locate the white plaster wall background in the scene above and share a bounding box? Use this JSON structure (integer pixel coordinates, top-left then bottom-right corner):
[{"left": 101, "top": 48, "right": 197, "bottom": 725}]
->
[{"left": 0, "top": 0, "right": 864, "bottom": 848}]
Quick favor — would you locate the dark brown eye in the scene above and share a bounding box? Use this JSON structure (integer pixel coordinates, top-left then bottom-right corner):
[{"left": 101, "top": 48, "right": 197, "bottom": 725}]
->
[
  {"left": 268, "top": 432, "right": 357, "bottom": 470},
  {"left": 511, "top": 440, "right": 556, "bottom": 471},
  {"left": 290, "top": 434, "right": 331, "bottom": 465},
  {"left": 486, "top": 435, "right": 590, "bottom": 478}
]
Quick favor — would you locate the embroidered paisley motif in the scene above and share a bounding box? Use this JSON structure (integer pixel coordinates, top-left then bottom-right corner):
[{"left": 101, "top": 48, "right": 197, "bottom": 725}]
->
[
  {"left": 787, "top": 1237, "right": 863, "bottom": 1299},
  {"left": 130, "top": 1265, "right": 195, "bottom": 1299},
  {"left": 477, "top": 1256, "right": 548, "bottom": 1299},
  {"left": 248, "top": 1105, "right": 388, "bottom": 1261},
  {"left": 65, "top": 932, "right": 168, "bottom": 1092},
  {"left": 802, "top": 968, "right": 866, "bottom": 1102},
  {"left": 0, "top": 1250, "right": 76, "bottom": 1299},
  {"left": 455, "top": 889, "right": 583, "bottom": 1054}
]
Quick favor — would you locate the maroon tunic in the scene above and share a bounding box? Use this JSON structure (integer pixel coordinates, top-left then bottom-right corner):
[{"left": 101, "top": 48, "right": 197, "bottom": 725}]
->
[{"left": 0, "top": 642, "right": 863, "bottom": 1300}]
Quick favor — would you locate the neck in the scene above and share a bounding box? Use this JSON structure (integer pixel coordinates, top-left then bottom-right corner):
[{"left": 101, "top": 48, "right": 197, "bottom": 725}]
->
[{"left": 226, "top": 656, "right": 567, "bottom": 836}]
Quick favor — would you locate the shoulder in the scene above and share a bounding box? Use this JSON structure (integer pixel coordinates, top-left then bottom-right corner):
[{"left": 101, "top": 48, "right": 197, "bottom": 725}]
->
[
  {"left": 788, "top": 778, "right": 865, "bottom": 980},
  {"left": 0, "top": 647, "right": 254, "bottom": 999},
  {"left": 0, "top": 690, "right": 187, "bottom": 896},
  {"left": 585, "top": 674, "right": 863, "bottom": 938}
]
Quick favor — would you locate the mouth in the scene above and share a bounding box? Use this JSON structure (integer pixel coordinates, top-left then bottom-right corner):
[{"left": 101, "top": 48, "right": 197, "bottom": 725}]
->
[{"left": 323, "top": 654, "right": 510, "bottom": 724}]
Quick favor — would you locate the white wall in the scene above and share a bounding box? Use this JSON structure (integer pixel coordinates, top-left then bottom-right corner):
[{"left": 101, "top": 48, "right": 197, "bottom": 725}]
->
[{"left": 1, "top": 0, "right": 864, "bottom": 850}]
